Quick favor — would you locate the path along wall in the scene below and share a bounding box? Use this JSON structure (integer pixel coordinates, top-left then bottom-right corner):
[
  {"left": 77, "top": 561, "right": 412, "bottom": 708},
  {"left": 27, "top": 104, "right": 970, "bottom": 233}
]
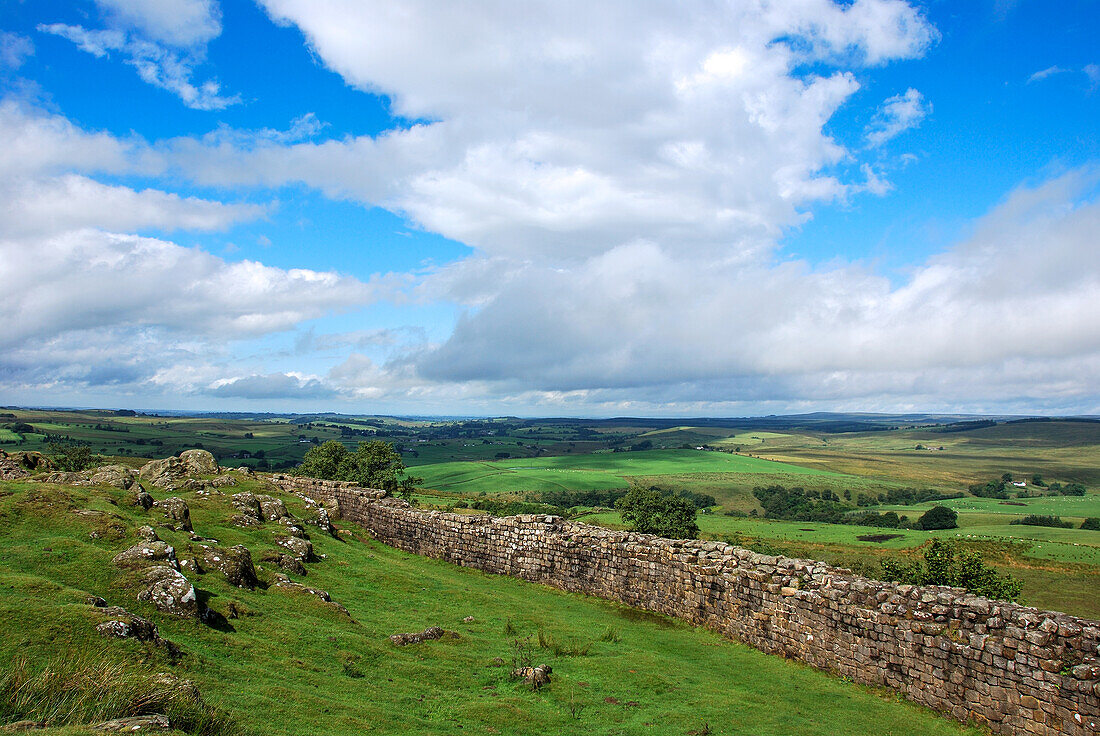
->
[{"left": 270, "top": 474, "right": 1100, "bottom": 736}]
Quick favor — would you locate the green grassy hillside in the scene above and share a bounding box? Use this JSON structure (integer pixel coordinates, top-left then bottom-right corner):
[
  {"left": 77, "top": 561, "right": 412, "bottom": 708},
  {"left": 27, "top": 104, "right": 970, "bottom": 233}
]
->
[{"left": 0, "top": 474, "right": 984, "bottom": 736}]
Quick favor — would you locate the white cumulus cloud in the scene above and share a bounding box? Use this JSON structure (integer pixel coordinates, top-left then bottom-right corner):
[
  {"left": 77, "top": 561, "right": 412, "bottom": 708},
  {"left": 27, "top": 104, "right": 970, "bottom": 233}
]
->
[{"left": 865, "top": 88, "right": 930, "bottom": 147}]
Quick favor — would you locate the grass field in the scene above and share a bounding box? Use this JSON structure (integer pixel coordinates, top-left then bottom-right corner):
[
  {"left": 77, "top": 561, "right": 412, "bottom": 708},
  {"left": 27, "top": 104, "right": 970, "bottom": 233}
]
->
[
  {"left": 415, "top": 449, "right": 840, "bottom": 496},
  {"left": 0, "top": 477, "right": 984, "bottom": 736}
]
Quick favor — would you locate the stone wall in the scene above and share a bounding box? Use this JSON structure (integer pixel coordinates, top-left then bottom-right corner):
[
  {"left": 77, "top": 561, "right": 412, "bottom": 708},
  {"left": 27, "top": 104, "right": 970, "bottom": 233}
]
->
[{"left": 270, "top": 474, "right": 1100, "bottom": 735}]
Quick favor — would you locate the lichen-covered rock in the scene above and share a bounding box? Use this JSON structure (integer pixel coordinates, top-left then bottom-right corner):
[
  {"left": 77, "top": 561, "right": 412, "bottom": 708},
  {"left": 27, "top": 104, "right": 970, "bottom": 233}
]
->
[
  {"left": 92, "top": 714, "right": 171, "bottom": 732},
  {"left": 257, "top": 495, "right": 289, "bottom": 521},
  {"left": 199, "top": 544, "right": 258, "bottom": 589},
  {"left": 159, "top": 496, "right": 192, "bottom": 532},
  {"left": 259, "top": 550, "right": 307, "bottom": 576},
  {"left": 315, "top": 507, "right": 337, "bottom": 537},
  {"left": 0, "top": 449, "right": 53, "bottom": 479},
  {"left": 138, "top": 457, "right": 187, "bottom": 486},
  {"left": 271, "top": 573, "right": 347, "bottom": 614},
  {"left": 136, "top": 525, "right": 160, "bottom": 542},
  {"left": 277, "top": 516, "right": 309, "bottom": 538},
  {"left": 231, "top": 492, "right": 262, "bottom": 521},
  {"left": 137, "top": 566, "right": 200, "bottom": 618},
  {"left": 133, "top": 487, "right": 154, "bottom": 510},
  {"left": 179, "top": 449, "right": 219, "bottom": 475},
  {"left": 210, "top": 474, "right": 237, "bottom": 488},
  {"left": 276, "top": 535, "right": 313, "bottom": 562},
  {"left": 389, "top": 626, "right": 459, "bottom": 646},
  {"left": 113, "top": 541, "right": 178, "bottom": 569},
  {"left": 511, "top": 664, "right": 552, "bottom": 689},
  {"left": 94, "top": 605, "right": 172, "bottom": 650},
  {"left": 37, "top": 470, "right": 90, "bottom": 485},
  {"left": 89, "top": 465, "right": 136, "bottom": 490}
]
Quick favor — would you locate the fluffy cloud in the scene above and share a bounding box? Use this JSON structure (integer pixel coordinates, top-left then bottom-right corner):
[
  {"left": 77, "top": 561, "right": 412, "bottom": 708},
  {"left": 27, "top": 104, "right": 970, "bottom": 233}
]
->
[
  {"left": 0, "top": 229, "right": 385, "bottom": 351},
  {"left": 177, "top": 0, "right": 938, "bottom": 263},
  {"left": 401, "top": 169, "right": 1100, "bottom": 410},
  {"left": 94, "top": 0, "right": 222, "bottom": 48},
  {"left": 0, "top": 174, "right": 263, "bottom": 237},
  {"left": 865, "top": 88, "right": 929, "bottom": 146}
]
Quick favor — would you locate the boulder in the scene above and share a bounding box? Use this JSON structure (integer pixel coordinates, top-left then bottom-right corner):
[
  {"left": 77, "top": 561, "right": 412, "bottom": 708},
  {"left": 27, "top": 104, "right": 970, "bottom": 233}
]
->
[
  {"left": 94, "top": 605, "right": 165, "bottom": 646},
  {"left": 139, "top": 457, "right": 188, "bottom": 489},
  {"left": 257, "top": 495, "right": 289, "bottom": 521},
  {"left": 389, "top": 626, "right": 459, "bottom": 646},
  {"left": 0, "top": 449, "right": 54, "bottom": 479},
  {"left": 278, "top": 516, "right": 309, "bottom": 538},
  {"left": 315, "top": 507, "right": 338, "bottom": 538},
  {"left": 136, "top": 525, "right": 160, "bottom": 542},
  {"left": 511, "top": 664, "right": 552, "bottom": 690},
  {"left": 259, "top": 550, "right": 307, "bottom": 576},
  {"left": 276, "top": 536, "right": 313, "bottom": 562},
  {"left": 231, "top": 492, "right": 262, "bottom": 522},
  {"left": 199, "top": 545, "right": 258, "bottom": 589},
  {"left": 89, "top": 465, "right": 136, "bottom": 490},
  {"left": 210, "top": 474, "right": 237, "bottom": 488},
  {"left": 113, "top": 541, "right": 178, "bottom": 569},
  {"left": 159, "top": 497, "right": 192, "bottom": 532},
  {"left": 179, "top": 449, "right": 219, "bottom": 475},
  {"left": 37, "top": 470, "right": 90, "bottom": 485},
  {"left": 271, "top": 573, "right": 347, "bottom": 614},
  {"left": 92, "top": 714, "right": 171, "bottom": 732},
  {"left": 137, "top": 566, "right": 200, "bottom": 618},
  {"left": 133, "top": 487, "right": 154, "bottom": 510},
  {"left": 236, "top": 465, "right": 254, "bottom": 475}
]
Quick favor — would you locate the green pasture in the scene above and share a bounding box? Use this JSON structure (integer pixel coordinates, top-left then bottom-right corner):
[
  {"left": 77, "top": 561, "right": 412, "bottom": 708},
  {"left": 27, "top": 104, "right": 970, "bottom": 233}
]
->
[
  {"left": 415, "top": 449, "right": 839, "bottom": 495},
  {"left": 0, "top": 478, "right": 983, "bottom": 736}
]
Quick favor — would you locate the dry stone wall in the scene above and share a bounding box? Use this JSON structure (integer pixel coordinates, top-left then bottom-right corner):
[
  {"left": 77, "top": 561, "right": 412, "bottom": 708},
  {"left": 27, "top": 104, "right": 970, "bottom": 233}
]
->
[{"left": 270, "top": 474, "right": 1100, "bottom": 735}]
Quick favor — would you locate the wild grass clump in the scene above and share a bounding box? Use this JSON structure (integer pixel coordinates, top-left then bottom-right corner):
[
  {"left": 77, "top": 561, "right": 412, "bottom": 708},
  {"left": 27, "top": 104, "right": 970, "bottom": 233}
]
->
[
  {"left": 597, "top": 626, "right": 620, "bottom": 643},
  {"left": 537, "top": 629, "right": 591, "bottom": 657},
  {"left": 0, "top": 653, "right": 237, "bottom": 735}
]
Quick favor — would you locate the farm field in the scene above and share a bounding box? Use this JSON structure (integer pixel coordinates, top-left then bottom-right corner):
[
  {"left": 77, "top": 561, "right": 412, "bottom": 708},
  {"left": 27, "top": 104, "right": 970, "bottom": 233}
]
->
[
  {"left": 0, "top": 477, "right": 983, "bottom": 736},
  {"left": 414, "top": 449, "right": 841, "bottom": 496}
]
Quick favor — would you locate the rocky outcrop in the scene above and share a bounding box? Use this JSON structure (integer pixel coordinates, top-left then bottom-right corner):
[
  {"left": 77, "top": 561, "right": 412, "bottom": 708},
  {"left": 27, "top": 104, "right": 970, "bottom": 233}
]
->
[
  {"left": 259, "top": 550, "right": 307, "bottom": 576},
  {"left": 389, "top": 626, "right": 457, "bottom": 646},
  {"left": 0, "top": 449, "right": 53, "bottom": 480},
  {"left": 179, "top": 449, "right": 219, "bottom": 475},
  {"left": 258, "top": 495, "right": 289, "bottom": 521},
  {"left": 94, "top": 604, "right": 178, "bottom": 654},
  {"left": 210, "top": 474, "right": 237, "bottom": 488},
  {"left": 92, "top": 714, "right": 171, "bottom": 732},
  {"left": 137, "top": 566, "right": 200, "bottom": 618},
  {"left": 89, "top": 465, "right": 136, "bottom": 490},
  {"left": 198, "top": 544, "right": 258, "bottom": 589},
  {"left": 158, "top": 497, "right": 192, "bottom": 532},
  {"left": 133, "top": 487, "right": 154, "bottom": 510},
  {"left": 512, "top": 664, "right": 552, "bottom": 690},
  {"left": 276, "top": 536, "right": 313, "bottom": 562},
  {"left": 271, "top": 573, "right": 347, "bottom": 614},
  {"left": 138, "top": 457, "right": 187, "bottom": 488},
  {"left": 113, "top": 541, "right": 178, "bottom": 569}
]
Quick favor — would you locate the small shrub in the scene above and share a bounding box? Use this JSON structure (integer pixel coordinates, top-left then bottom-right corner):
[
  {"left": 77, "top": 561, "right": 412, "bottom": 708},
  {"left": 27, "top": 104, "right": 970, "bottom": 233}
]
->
[{"left": 879, "top": 539, "right": 1022, "bottom": 602}]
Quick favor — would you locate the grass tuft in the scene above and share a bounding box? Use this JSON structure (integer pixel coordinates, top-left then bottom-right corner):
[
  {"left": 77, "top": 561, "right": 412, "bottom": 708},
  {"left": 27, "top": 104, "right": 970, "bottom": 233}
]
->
[{"left": 0, "top": 653, "right": 237, "bottom": 735}]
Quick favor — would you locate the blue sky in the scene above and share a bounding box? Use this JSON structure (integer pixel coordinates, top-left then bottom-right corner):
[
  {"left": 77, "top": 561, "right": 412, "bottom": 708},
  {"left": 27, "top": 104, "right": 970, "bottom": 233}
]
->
[{"left": 1, "top": 0, "right": 1098, "bottom": 415}]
